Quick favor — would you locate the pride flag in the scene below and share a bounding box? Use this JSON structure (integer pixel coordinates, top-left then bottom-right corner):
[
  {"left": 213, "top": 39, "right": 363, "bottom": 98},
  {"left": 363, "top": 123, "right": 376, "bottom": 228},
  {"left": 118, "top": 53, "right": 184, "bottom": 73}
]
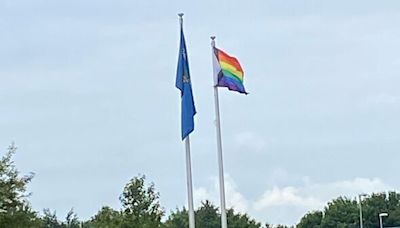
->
[{"left": 212, "top": 47, "right": 247, "bottom": 94}]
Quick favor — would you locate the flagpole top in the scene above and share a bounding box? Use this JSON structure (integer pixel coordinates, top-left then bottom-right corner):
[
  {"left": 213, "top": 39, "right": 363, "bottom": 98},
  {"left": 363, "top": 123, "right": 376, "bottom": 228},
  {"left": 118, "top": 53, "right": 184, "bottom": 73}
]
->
[
  {"left": 210, "top": 36, "right": 216, "bottom": 47},
  {"left": 178, "top": 13, "right": 184, "bottom": 26}
]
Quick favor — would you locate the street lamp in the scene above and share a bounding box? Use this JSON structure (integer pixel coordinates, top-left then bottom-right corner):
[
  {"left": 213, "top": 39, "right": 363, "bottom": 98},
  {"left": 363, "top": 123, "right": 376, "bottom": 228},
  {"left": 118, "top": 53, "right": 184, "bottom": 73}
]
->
[
  {"left": 359, "top": 193, "right": 367, "bottom": 228},
  {"left": 379, "top": 212, "right": 388, "bottom": 228}
]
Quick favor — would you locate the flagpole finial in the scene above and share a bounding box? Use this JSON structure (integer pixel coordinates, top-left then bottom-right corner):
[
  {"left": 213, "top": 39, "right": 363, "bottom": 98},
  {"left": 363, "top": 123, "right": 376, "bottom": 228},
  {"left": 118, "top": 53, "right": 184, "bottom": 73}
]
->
[
  {"left": 178, "top": 13, "right": 184, "bottom": 26},
  {"left": 210, "top": 36, "right": 216, "bottom": 47}
]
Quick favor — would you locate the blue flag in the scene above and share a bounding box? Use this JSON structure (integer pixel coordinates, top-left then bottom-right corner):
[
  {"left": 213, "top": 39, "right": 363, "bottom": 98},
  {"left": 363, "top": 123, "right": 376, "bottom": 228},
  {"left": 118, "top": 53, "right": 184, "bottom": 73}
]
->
[{"left": 176, "top": 27, "right": 196, "bottom": 140}]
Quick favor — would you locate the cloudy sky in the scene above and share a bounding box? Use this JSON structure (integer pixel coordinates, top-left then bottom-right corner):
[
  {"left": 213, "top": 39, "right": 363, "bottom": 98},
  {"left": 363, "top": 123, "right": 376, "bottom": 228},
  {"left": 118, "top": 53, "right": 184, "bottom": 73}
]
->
[{"left": 1, "top": 0, "right": 400, "bottom": 225}]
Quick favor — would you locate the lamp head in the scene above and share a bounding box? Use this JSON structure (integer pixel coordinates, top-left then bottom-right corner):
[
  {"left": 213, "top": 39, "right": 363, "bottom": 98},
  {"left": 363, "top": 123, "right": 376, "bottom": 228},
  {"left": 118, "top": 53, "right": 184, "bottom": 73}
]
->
[{"left": 379, "top": 212, "right": 388, "bottom": 217}]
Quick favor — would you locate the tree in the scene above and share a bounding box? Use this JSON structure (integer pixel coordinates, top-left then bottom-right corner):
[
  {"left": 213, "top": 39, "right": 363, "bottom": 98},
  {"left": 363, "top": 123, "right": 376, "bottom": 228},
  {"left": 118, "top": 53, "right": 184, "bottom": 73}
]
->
[
  {"left": 226, "top": 208, "right": 261, "bottom": 228},
  {"left": 86, "top": 206, "right": 123, "bottom": 228},
  {"left": 0, "top": 143, "right": 41, "bottom": 227},
  {"left": 297, "top": 192, "right": 400, "bottom": 227},
  {"left": 362, "top": 192, "right": 400, "bottom": 228},
  {"left": 162, "top": 208, "right": 189, "bottom": 228},
  {"left": 195, "top": 200, "right": 220, "bottom": 228},
  {"left": 119, "top": 175, "right": 164, "bottom": 228},
  {"left": 275, "top": 225, "right": 291, "bottom": 228},
  {"left": 297, "top": 211, "right": 323, "bottom": 228},
  {"left": 163, "top": 200, "right": 262, "bottom": 228},
  {"left": 321, "top": 197, "right": 359, "bottom": 228},
  {"left": 41, "top": 209, "right": 63, "bottom": 228},
  {"left": 40, "top": 208, "right": 82, "bottom": 228},
  {"left": 65, "top": 208, "right": 80, "bottom": 228}
]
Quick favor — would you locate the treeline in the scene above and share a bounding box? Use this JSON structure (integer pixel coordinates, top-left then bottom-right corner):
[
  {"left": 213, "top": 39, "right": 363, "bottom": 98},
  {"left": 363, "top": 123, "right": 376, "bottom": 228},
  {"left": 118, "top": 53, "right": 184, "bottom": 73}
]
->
[
  {"left": 297, "top": 192, "right": 400, "bottom": 228},
  {"left": 1, "top": 144, "right": 400, "bottom": 227},
  {"left": 0, "top": 144, "right": 265, "bottom": 228}
]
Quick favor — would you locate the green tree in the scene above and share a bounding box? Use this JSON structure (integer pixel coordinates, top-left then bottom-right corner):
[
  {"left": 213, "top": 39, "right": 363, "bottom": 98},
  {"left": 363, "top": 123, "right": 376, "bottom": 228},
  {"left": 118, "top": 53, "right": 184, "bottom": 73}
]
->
[
  {"left": 41, "top": 209, "right": 63, "bottom": 228},
  {"left": 320, "top": 197, "right": 359, "bottom": 228},
  {"left": 195, "top": 200, "right": 220, "bottom": 228},
  {"left": 297, "top": 192, "right": 400, "bottom": 227},
  {"left": 41, "top": 208, "right": 83, "bottom": 228},
  {"left": 119, "top": 175, "right": 164, "bottom": 228},
  {"left": 362, "top": 192, "right": 400, "bottom": 227},
  {"left": 163, "top": 200, "right": 262, "bottom": 228},
  {"left": 163, "top": 208, "right": 189, "bottom": 228},
  {"left": 65, "top": 208, "right": 80, "bottom": 228},
  {"left": 275, "top": 225, "right": 291, "bottom": 228},
  {"left": 226, "top": 208, "right": 261, "bottom": 228},
  {"left": 162, "top": 208, "right": 188, "bottom": 228},
  {"left": 297, "top": 211, "right": 323, "bottom": 228},
  {"left": 0, "top": 143, "right": 42, "bottom": 227},
  {"left": 86, "top": 206, "right": 123, "bottom": 228}
]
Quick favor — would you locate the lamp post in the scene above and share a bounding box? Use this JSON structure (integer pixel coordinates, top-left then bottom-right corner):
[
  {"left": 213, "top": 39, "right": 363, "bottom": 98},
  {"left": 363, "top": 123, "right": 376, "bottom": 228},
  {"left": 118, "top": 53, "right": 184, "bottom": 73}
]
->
[
  {"left": 359, "top": 193, "right": 367, "bottom": 228},
  {"left": 379, "top": 212, "right": 388, "bottom": 228}
]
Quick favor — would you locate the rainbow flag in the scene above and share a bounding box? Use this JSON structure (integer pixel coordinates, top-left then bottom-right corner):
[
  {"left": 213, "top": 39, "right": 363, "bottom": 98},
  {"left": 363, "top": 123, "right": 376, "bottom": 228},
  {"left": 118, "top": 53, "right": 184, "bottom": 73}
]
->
[{"left": 212, "top": 47, "right": 247, "bottom": 94}]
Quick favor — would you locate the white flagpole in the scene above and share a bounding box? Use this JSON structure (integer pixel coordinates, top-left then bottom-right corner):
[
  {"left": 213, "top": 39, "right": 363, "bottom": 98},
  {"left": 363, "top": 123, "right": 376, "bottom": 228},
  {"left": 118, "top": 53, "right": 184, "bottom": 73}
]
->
[
  {"left": 185, "top": 135, "right": 196, "bottom": 228},
  {"left": 211, "top": 36, "right": 228, "bottom": 228},
  {"left": 179, "top": 13, "right": 196, "bottom": 228}
]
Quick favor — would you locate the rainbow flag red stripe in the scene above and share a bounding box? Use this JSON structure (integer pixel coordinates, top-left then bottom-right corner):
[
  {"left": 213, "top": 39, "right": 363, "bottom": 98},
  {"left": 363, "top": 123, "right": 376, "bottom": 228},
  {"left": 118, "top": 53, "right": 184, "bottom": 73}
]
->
[{"left": 213, "top": 47, "right": 247, "bottom": 94}]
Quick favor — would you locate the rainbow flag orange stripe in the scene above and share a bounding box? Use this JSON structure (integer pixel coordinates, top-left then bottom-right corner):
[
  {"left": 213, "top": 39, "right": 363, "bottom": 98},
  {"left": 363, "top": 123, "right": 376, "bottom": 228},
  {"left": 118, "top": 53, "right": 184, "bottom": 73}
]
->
[{"left": 213, "top": 47, "right": 247, "bottom": 94}]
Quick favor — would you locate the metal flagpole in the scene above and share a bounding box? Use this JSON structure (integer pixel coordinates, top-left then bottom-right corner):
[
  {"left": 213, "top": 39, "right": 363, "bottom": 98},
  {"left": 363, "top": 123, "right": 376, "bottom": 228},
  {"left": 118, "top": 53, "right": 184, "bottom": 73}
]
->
[
  {"left": 179, "top": 13, "right": 196, "bottom": 228},
  {"left": 185, "top": 135, "right": 196, "bottom": 228},
  {"left": 211, "top": 36, "right": 228, "bottom": 228}
]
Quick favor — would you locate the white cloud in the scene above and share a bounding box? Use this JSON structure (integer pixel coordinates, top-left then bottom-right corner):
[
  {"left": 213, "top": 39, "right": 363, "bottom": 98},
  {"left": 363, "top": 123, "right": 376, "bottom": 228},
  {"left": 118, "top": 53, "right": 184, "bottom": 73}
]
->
[
  {"left": 253, "top": 186, "right": 323, "bottom": 210},
  {"left": 193, "top": 175, "right": 249, "bottom": 213},
  {"left": 224, "top": 175, "right": 249, "bottom": 213},
  {"left": 193, "top": 187, "right": 213, "bottom": 208},
  {"left": 253, "top": 177, "right": 390, "bottom": 224},
  {"left": 195, "top": 175, "right": 391, "bottom": 225}
]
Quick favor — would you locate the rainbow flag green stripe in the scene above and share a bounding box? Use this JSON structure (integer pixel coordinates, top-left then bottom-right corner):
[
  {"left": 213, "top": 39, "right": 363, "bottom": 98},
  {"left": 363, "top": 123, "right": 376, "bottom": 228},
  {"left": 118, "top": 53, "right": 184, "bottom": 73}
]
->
[
  {"left": 214, "top": 47, "right": 247, "bottom": 94},
  {"left": 222, "top": 69, "right": 243, "bottom": 83}
]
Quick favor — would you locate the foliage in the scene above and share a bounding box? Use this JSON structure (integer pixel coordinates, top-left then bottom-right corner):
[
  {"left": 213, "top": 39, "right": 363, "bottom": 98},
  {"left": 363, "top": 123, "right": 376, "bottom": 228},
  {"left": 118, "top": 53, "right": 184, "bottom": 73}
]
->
[
  {"left": 40, "top": 208, "right": 80, "bottom": 228},
  {"left": 0, "top": 143, "right": 34, "bottom": 210},
  {"left": 5, "top": 143, "right": 400, "bottom": 228},
  {"left": 164, "top": 200, "right": 262, "bottom": 228},
  {"left": 162, "top": 207, "right": 189, "bottom": 228},
  {"left": 0, "top": 144, "right": 81, "bottom": 228},
  {"left": 297, "top": 192, "right": 400, "bottom": 228},
  {"left": 65, "top": 208, "right": 80, "bottom": 228},
  {"left": 0, "top": 204, "right": 42, "bottom": 228},
  {"left": 321, "top": 197, "right": 359, "bottom": 228},
  {"left": 362, "top": 192, "right": 400, "bottom": 227},
  {"left": 297, "top": 211, "right": 323, "bottom": 228},
  {"left": 226, "top": 208, "right": 261, "bottom": 228},
  {"left": 41, "top": 209, "right": 63, "bottom": 228},
  {"left": 119, "top": 175, "right": 164, "bottom": 228},
  {"left": 0, "top": 143, "right": 41, "bottom": 227},
  {"left": 86, "top": 206, "right": 122, "bottom": 228},
  {"left": 195, "top": 200, "right": 220, "bottom": 228}
]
